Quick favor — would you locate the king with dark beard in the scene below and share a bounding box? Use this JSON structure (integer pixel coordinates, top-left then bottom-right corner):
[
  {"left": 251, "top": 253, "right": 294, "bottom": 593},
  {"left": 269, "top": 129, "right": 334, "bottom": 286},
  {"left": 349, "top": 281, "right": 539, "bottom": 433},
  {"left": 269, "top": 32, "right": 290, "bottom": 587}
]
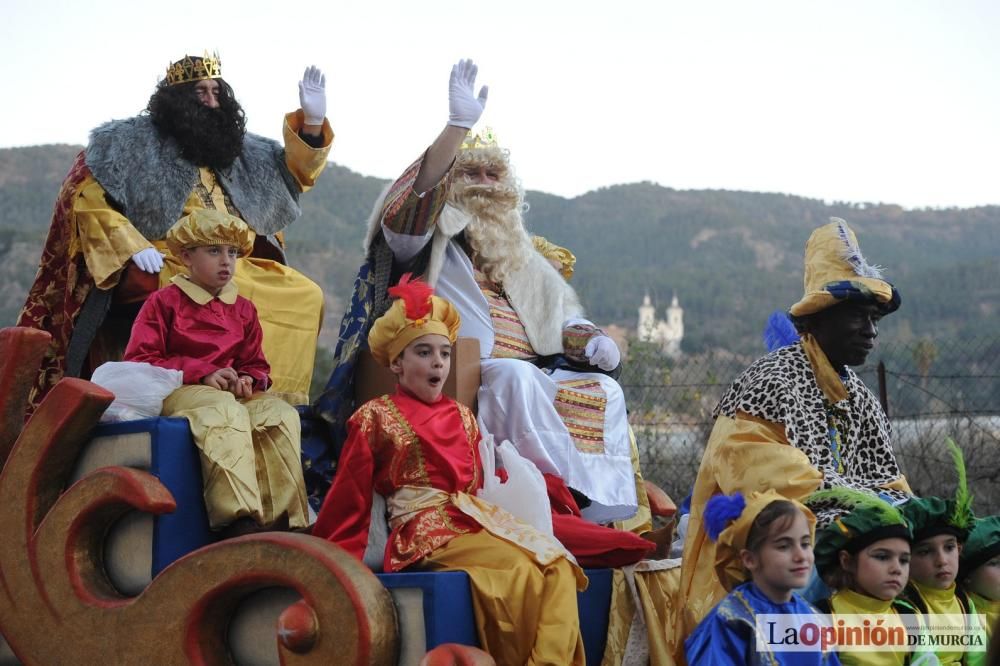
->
[{"left": 18, "top": 52, "right": 334, "bottom": 411}]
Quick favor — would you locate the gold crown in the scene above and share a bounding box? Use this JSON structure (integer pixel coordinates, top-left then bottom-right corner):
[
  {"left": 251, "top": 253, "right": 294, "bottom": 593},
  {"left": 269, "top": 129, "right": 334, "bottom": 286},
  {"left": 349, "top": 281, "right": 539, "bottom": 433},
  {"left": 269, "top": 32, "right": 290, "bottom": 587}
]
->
[
  {"left": 166, "top": 51, "right": 223, "bottom": 86},
  {"left": 460, "top": 127, "right": 499, "bottom": 151}
]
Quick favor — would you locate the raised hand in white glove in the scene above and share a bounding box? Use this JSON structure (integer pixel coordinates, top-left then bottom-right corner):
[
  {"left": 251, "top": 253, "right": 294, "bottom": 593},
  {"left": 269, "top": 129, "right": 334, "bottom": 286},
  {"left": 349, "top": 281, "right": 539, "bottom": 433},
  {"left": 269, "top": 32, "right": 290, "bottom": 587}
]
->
[
  {"left": 131, "top": 247, "right": 165, "bottom": 273},
  {"left": 298, "top": 65, "right": 327, "bottom": 126},
  {"left": 447, "top": 59, "right": 489, "bottom": 129},
  {"left": 585, "top": 335, "right": 621, "bottom": 371}
]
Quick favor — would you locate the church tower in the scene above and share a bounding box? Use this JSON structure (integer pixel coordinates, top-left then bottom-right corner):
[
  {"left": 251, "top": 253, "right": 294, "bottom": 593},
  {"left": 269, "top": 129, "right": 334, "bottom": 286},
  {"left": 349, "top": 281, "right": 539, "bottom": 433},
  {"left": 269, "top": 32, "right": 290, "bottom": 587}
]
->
[
  {"left": 637, "top": 292, "right": 657, "bottom": 342},
  {"left": 635, "top": 291, "right": 684, "bottom": 358},
  {"left": 663, "top": 292, "right": 684, "bottom": 357}
]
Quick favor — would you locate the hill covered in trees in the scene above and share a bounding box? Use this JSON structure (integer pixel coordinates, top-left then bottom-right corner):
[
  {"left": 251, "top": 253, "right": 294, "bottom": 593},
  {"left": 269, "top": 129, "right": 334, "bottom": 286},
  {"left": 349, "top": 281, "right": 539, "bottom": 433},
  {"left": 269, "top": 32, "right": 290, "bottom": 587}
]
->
[{"left": 2, "top": 144, "right": 997, "bottom": 356}]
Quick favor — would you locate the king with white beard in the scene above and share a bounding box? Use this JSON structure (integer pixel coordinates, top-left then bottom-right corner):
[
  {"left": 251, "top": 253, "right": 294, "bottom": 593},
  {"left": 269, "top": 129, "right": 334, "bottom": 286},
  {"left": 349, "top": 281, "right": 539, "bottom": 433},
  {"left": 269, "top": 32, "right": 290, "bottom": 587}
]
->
[{"left": 366, "top": 60, "right": 637, "bottom": 523}]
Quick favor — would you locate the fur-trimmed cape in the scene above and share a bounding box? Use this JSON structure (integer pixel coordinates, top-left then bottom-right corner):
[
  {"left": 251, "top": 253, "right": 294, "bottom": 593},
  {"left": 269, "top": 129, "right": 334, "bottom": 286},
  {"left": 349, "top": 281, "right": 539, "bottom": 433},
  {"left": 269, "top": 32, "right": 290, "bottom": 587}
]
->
[
  {"left": 17, "top": 115, "right": 306, "bottom": 413},
  {"left": 85, "top": 115, "right": 301, "bottom": 238}
]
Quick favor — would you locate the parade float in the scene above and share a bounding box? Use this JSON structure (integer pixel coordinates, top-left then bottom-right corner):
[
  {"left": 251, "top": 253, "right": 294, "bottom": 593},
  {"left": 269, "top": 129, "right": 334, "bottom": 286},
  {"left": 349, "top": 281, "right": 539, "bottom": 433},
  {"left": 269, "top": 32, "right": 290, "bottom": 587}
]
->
[{"left": 0, "top": 327, "right": 647, "bottom": 665}]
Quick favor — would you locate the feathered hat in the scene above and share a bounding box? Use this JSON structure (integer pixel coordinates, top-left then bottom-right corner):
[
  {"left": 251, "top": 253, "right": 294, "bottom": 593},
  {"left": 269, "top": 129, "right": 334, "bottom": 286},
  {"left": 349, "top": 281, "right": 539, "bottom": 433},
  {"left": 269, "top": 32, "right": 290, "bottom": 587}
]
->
[
  {"left": 367, "top": 274, "right": 461, "bottom": 366},
  {"left": 810, "top": 488, "right": 912, "bottom": 576},
  {"left": 959, "top": 515, "right": 1000, "bottom": 581},
  {"left": 705, "top": 489, "right": 816, "bottom": 591},
  {"left": 901, "top": 438, "right": 976, "bottom": 543},
  {"left": 789, "top": 219, "right": 900, "bottom": 317}
]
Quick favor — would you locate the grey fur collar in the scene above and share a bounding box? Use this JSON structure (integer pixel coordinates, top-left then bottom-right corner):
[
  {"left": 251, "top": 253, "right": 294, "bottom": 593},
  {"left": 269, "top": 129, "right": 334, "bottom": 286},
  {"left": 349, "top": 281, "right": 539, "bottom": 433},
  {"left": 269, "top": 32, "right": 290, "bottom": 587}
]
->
[{"left": 84, "top": 115, "right": 301, "bottom": 238}]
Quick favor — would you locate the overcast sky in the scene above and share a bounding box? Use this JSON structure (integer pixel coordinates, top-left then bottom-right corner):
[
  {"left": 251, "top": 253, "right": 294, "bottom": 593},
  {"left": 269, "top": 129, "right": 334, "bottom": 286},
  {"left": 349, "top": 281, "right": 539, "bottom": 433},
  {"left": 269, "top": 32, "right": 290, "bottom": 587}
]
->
[{"left": 3, "top": 0, "right": 998, "bottom": 208}]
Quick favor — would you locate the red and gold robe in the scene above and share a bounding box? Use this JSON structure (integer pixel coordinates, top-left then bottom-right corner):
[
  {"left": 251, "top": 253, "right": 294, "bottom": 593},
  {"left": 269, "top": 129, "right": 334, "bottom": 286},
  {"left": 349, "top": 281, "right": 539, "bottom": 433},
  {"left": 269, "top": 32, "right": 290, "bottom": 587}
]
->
[
  {"left": 314, "top": 387, "right": 587, "bottom": 664},
  {"left": 313, "top": 387, "right": 485, "bottom": 571}
]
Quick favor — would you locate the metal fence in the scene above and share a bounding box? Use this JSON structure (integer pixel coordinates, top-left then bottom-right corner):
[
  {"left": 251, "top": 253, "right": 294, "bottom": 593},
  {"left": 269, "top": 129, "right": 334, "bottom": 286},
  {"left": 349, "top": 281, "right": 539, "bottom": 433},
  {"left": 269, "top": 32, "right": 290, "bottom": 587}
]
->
[{"left": 623, "top": 337, "right": 1000, "bottom": 515}]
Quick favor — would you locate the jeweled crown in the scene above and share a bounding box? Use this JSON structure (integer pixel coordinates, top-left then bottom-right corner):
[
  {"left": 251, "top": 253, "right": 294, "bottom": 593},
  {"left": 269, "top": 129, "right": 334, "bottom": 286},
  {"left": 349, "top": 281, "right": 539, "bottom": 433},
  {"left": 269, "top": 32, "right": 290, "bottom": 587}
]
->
[
  {"left": 166, "top": 51, "right": 223, "bottom": 86},
  {"left": 460, "top": 127, "right": 499, "bottom": 151}
]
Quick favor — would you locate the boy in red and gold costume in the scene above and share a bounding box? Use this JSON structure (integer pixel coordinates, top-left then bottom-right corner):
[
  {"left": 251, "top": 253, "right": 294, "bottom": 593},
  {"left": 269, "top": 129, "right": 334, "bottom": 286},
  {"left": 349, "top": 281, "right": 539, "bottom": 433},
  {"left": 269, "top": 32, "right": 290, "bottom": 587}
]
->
[
  {"left": 313, "top": 274, "right": 586, "bottom": 665},
  {"left": 124, "top": 209, "right": 309, "bottom": 533}
]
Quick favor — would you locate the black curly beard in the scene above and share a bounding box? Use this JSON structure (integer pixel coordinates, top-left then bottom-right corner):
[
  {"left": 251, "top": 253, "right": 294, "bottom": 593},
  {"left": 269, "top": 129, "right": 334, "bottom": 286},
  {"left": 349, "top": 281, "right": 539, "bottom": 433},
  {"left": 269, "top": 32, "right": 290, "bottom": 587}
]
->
[{"left": 146, "top": 79, "right": 246, "bottom": 170}]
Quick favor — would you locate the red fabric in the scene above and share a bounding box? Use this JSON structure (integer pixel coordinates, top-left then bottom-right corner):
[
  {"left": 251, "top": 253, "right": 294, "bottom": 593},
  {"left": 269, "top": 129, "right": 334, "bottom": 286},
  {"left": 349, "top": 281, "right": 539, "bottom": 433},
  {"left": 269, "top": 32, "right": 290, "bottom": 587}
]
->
[
  {"left": 123, "top": 284, "right": 270, "bottom": 389},
  {"left": 114, "top": 264, "right": 159, "bottom": 305},
  {"left": 312, "top": 388, "right": 484, "bottom": 571},
  {"left": 16, "top": 153, "right": 95, "bottom": 412},
  {"left": 644, "top": 480, "right": 677, "bottom": 517},
  {"left": 388, "top": 273, "right": 434, "bottom": 320},
  {"left": 545, "top": 473, "right": 584, "bottom": 517},
  {"left": 545, "top": 473, "right": 655, "bottom": 568}
]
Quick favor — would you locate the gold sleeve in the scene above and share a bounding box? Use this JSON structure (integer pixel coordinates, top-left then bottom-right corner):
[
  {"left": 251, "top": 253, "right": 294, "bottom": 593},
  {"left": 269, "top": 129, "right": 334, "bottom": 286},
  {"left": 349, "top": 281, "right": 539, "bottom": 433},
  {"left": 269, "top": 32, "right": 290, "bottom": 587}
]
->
[
  {"left": 532, "top": 235, "right": 577, "bottom": 280},
  {"left": 712, "top": 413, "right": 823, "bottom": 499},
  {"left": 614, "top": 426, "right": 653, "bottom": 535},
  {"left": 73, "top": 175, "right": 153, "bottom": 290},
  {"left": 282, "top": 110, "right": 334, "bottom": 193}
]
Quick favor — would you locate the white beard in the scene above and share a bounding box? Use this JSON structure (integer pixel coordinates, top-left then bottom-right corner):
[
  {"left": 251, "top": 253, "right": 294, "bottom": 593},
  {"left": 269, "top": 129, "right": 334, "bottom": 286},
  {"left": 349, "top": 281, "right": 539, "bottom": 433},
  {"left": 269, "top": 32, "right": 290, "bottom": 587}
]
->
[
  {"left": 428, "top": 199, "right": 533, "bottom": 287},
  {"left": 428, "top": 204, "right": 585, "bottom": 356}
]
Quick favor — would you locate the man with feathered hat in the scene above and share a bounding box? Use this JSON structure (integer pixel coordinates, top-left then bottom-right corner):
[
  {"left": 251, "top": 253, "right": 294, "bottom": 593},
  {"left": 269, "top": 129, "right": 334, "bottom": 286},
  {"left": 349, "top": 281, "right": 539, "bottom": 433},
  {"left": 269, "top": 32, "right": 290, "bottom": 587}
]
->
[
  {"left": 671, "top": 219, "right": 913, "bottom": 662},
  {"left": 18, "top": 52, "right": 334, "bottom": 411},
  {"left": 316, "top": 59, "right": 636, "bottom": 525}
]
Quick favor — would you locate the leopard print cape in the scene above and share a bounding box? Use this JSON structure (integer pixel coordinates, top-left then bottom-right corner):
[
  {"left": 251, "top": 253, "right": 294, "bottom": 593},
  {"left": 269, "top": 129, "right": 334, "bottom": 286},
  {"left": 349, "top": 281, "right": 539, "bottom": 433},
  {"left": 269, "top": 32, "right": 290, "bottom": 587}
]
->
[{"left": 715, "top": 342, "right": 908, "bottom": 525}]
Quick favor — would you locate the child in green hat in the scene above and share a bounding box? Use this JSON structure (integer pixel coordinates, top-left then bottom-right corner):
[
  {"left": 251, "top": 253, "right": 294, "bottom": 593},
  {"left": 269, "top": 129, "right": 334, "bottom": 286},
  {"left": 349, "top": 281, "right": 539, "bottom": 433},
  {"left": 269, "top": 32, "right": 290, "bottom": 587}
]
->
[
  {"left": 811, "top": 488, "right": 935, "bottom": 665},
  {"left": 959, "top": 515, "right": 1000, "bottom": 642},
  {"left": 900, "top": 442, "right": 985, "bottom": 665}
]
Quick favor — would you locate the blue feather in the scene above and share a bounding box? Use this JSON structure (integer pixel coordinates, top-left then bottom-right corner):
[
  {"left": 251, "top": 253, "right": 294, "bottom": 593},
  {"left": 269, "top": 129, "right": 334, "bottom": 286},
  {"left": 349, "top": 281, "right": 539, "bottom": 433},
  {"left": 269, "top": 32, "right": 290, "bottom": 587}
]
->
[
  {"left": 705, "top": 493, "right": 747, "bottom": 541},
  {"left": 763, "top": 310, "right": 799, "bottom": 352}
]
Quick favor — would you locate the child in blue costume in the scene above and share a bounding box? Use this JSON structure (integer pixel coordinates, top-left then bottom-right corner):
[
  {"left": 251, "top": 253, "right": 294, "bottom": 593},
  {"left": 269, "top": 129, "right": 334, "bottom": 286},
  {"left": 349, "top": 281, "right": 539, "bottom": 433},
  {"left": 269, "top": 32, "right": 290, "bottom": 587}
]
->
[{"left": 685, "top": 489, "right": 840, "bottom": 665}]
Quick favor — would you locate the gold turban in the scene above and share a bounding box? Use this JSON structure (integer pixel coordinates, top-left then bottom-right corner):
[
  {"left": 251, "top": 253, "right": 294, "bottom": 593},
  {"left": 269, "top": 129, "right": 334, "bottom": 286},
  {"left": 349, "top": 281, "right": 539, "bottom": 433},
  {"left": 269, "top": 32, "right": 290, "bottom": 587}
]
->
[
  {"left": 165, "top": 209, "right": 255, "bottom": 258},
  {"left": 708, "top": 489, "right": 816, "bottom": 592},
  {"left": 368, "top": 275, "right": 461, "bottom": 366}
]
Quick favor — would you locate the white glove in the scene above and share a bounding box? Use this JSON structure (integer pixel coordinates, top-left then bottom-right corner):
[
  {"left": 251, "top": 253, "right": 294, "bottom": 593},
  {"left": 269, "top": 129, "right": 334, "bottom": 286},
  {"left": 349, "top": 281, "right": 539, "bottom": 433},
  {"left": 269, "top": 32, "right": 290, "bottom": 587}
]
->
[
  {"left": 298, "top": 65, "right": 327, "bottom": 126},
  {"left": 585, "top": 336, "right": 621, "bottom": 371},
  {"left": 131, "top": 248, "right": 164, "bottom": 274},
  {"left": 447, "top": 59, "right": 489, "bottom": 129}
]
